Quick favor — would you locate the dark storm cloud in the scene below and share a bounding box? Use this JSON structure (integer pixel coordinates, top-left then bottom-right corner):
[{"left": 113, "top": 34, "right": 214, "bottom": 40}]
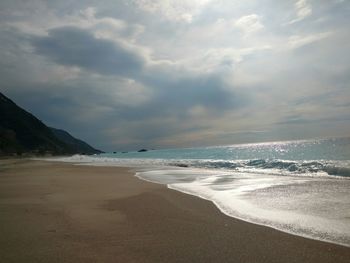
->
[
  {"left": 148, "top": 74, "right": 238, "bottom": 109},
  {"left": 32, "top": 26, "right": 145, "bottom": 77},
  {"left": 118, "top": 74, "right": 249, "bottom": 121},
  {"left": 30, "top": 25, "right": 249, "bottom": 121}
]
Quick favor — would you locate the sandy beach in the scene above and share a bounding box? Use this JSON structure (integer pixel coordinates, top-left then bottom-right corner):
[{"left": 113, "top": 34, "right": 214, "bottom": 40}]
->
[{"left": 0, "top": 159, "right": 349, "bottom": 263}]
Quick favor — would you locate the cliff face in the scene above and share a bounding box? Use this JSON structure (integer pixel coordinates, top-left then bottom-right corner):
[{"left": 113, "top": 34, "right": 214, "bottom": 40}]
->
[{"left": 0, "top": 92, "right": 101, "bottom": 156}]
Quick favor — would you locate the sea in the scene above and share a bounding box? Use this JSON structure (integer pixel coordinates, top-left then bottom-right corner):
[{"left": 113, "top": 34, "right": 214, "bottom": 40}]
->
[{"left": 54, "top": 137, "right": 350, "bottom": 247}]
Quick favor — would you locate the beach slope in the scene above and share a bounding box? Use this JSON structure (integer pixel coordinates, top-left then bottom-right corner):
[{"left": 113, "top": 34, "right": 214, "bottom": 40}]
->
[{"left": 0, "top": 159, "right": 349, "bottom": 262}]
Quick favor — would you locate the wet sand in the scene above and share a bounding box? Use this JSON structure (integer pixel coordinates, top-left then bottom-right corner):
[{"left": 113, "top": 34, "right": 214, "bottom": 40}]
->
[{"left": 0, "top": 159, "right": 349, "bottom": 262}]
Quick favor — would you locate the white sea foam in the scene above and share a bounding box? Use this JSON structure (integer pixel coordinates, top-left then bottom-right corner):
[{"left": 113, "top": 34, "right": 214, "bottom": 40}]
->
[
  {"left": 40, "top": 154, "right": 171, "bottom": 168},
  {"left": 135, "top": 167, "right": 350, "bottom": 247}
]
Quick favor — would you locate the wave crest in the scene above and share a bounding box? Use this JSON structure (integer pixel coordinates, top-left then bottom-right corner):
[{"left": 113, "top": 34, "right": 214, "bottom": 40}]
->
[{"left": 171, "top": 159, "right": 350, "bottom": 178}]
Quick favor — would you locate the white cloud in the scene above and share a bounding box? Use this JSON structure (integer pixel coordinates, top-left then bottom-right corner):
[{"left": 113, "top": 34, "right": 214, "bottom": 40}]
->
[
  {"left": 181, "top": 45, "right": 272, "bottom": 74},
  {"left": 7, "top": 6, "right": 144, "bottom": 42},
  {"left": 288, "top": 0, "right": 312, "bottom": 24},
  {"left": 234, "top": 14, "right": 264, "bottom": 35},
  {"left": 287, "top": 32, "right": 332, "bottom": 49},
  {"left": 134, "top": 0, "right": 212, "bottom": 23}
]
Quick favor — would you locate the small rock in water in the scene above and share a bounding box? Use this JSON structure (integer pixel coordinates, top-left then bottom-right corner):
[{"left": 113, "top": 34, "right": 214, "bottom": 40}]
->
[{"left": 175, "top": 164, "right": 189, "bottom": 168}]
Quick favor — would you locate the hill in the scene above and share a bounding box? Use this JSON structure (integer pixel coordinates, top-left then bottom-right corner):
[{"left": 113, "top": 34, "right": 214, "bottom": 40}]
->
[
  {"left": 0, "top": 92, "right": 101, "bottom": 156},
  {"left": 50, "top": 127, "right": 102, "bottom": 154}
]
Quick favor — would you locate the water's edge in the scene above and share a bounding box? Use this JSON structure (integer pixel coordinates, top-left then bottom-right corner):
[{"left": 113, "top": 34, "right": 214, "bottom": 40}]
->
[{"left": 134, "top": 169, "right": 350, "bottom": 248}]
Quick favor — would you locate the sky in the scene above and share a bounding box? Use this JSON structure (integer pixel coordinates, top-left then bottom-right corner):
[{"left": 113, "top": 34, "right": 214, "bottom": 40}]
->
[{"left": 1, "top": 0, "right": 349, "bottom": 151}]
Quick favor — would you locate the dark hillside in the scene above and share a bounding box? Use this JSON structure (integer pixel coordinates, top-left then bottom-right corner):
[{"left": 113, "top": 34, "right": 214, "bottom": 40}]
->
[
  {"left": 0, "top": 92, "right": 101, "bottom": 155},
  {"left": 50, "top": 127, "right": 102, "bottom": 154}
]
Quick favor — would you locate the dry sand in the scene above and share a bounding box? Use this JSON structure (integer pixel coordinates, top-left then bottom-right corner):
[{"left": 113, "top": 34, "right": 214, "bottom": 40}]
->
[{"left": 0, "top": 159, "right": 349, "bottom": 263}]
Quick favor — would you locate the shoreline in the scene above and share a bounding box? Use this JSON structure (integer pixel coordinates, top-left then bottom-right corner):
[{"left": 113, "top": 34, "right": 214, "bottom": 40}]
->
[
  {"left": 1, "top": 159, "right": 349, "bottom": 262},
  {"left": 137, "top": 165, "right": 350, "bottom": 248}
]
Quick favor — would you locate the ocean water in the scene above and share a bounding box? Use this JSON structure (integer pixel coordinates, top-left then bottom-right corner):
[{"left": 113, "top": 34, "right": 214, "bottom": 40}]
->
[{"left": 54, "top": 137, "right": 350, "bottom": 246}]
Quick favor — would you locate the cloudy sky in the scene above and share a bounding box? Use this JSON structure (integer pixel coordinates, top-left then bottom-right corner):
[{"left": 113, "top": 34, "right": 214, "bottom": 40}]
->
[{"left": 1, "top": 0, "right": 349, "bottom": 151}]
